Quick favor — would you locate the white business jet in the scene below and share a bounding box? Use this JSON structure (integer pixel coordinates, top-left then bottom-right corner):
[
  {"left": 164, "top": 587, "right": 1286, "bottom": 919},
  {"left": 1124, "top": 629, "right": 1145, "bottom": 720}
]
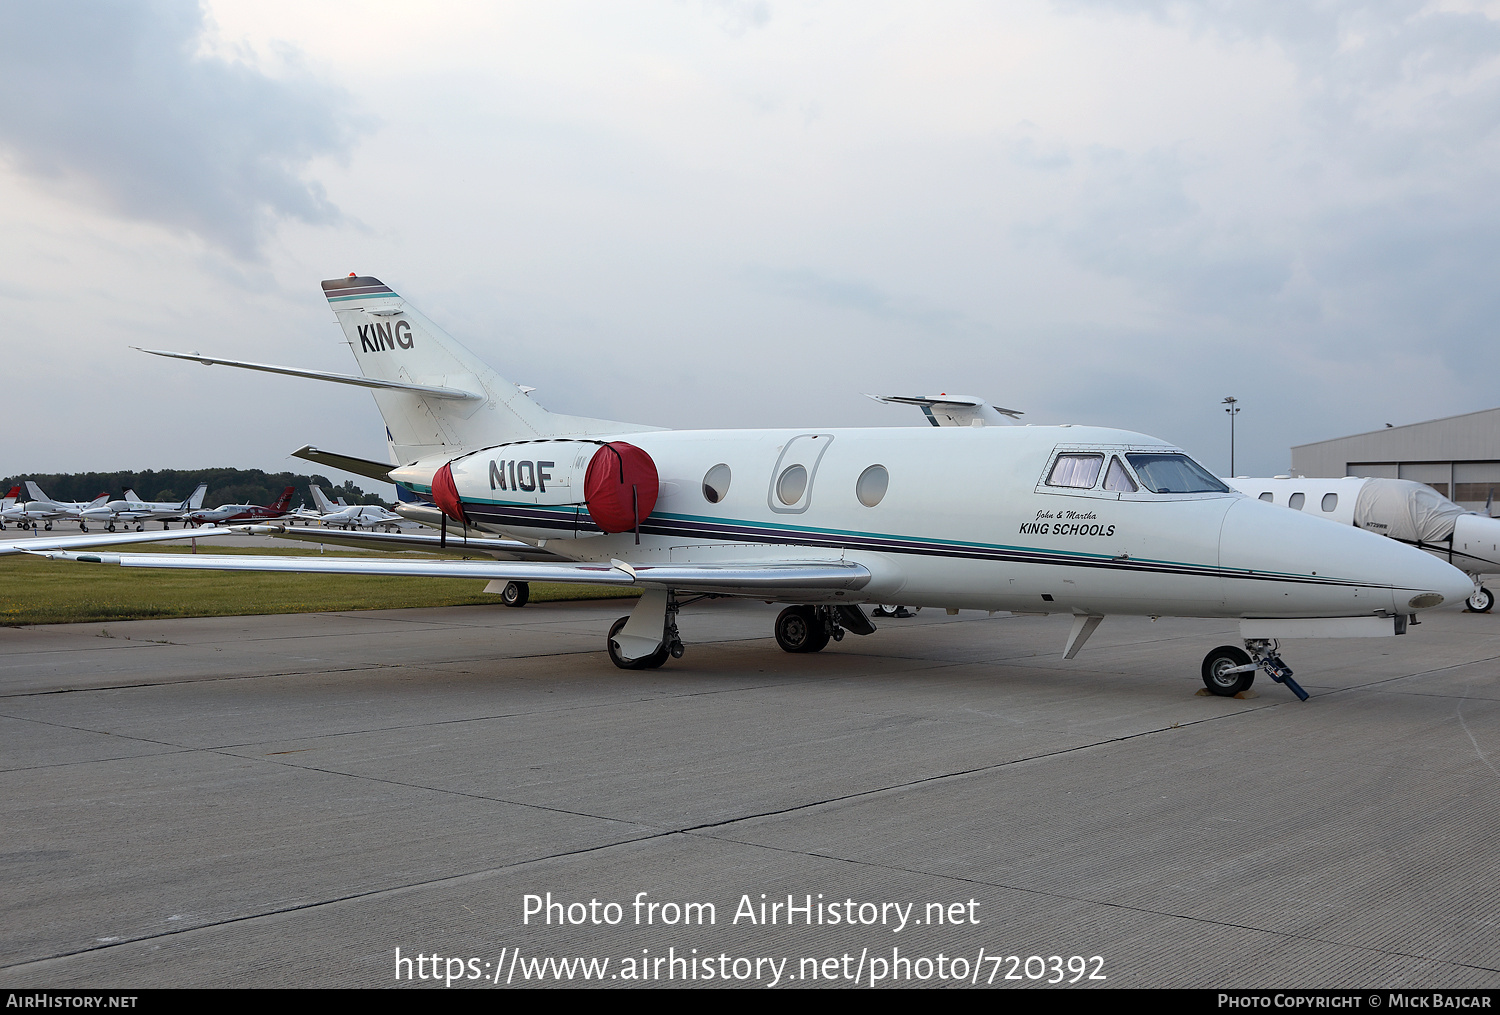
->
[
  {"left": 70, "top": 275, "right": 1470, "bottom": 702},
  {"left": 1226, "top": 476, "right": 1500, "bottom": 613}
]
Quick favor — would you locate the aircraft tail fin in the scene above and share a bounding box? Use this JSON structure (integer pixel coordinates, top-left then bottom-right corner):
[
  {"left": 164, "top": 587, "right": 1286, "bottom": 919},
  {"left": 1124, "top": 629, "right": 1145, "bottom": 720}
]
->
[
  {"left": 87, "top": 494, "right": 109, "bottom": 508},
  {"left": 269, "top": 487, "right": 295, "bottom": 514},
  {"left": 123, "top": 489, "right": 140, "bottom": 503},
  {"left": 310, "top": 485, "right": 337, "bottom": 514},
  {"left": 25, "top": 481, "right": 48, "bottom": 502},
  {"left": 186, "top": 483, "right": 208, "bottom": 511},
  {"left": 320, "top": 275, "right": 659, "bottom": 462}
]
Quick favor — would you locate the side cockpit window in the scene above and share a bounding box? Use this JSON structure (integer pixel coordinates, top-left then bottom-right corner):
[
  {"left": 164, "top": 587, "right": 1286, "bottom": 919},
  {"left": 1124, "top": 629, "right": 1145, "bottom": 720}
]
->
[
  {"left": 1103, "top": 456, "right": 1138, "bottom": 492},
  {"left": 1124, "top": 453, "right": 1231, "bottom": 494},
  {"left": 1047, "top": 454, "right": 1104, "bottom": 489}
]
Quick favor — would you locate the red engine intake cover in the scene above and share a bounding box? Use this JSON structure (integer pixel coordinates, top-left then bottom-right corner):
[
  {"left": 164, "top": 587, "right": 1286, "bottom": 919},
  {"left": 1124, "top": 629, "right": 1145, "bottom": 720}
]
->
[
  {"left": 431, "top": 462, "right": 465, "bottom": 523},
  {"left": 584, "top": 442, "right": 659, "bottom": 534}
]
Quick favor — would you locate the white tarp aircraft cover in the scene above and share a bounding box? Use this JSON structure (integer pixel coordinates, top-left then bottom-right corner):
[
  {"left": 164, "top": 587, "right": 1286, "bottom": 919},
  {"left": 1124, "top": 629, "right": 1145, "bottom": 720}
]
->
[{"left": 1354, "top": 478, "right": 1467, "bottom": 544}]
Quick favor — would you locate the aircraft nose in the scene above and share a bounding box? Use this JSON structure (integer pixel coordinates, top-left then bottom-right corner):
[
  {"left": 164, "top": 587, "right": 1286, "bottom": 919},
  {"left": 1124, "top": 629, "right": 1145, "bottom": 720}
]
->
[
  {"left": 1220, "top": 498, "right": 1473, "bottom": 615},
  {"left": 1391, "top": 541, "right": 1477, "bottom": 611}
]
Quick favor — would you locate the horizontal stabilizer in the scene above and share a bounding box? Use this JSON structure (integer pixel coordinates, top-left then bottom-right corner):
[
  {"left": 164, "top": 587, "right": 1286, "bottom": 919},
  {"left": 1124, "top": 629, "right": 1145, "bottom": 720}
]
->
[
  {"left": 134, "top": 348, "right": 484, "bottom": 400},
  {"left": 291, "top": 446, "right": 396, "bottom": 483},
  {"left": 866, "top": 393, "right": 1022, "bottom": 427}
]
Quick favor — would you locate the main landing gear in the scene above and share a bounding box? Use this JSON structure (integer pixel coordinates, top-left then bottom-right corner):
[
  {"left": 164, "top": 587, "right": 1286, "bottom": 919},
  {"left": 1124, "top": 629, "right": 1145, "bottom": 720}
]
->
[
  {"left": 1467, "top": 586, "right": 1493, "bottom": 613},
  {"left": 775, "top": 605, "right": 877, "bottom": 653},
  {"left": 1202, "top": 639, "right": 1310, "bottom": 701},
  {"left": 499, "top": 581, "right": 530, "bottom": 608},
  {"left": 605, "top": 597, "right": 878, "bottom": 669},
  {"left": 607, "top": 590, "right": 684, "bottom": 670}
]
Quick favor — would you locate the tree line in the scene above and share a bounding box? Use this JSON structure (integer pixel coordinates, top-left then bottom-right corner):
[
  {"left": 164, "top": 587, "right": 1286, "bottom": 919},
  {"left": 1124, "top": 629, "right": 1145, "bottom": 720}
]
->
[{"left": 0, "top": 468, "right": 393, "bottom": 509}]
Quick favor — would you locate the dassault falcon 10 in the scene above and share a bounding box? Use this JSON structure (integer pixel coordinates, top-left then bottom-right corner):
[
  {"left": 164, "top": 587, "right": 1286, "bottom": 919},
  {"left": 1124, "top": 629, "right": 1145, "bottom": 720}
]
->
[
  {"left": 68, "top": 274, "right": 1471, "bottom": 702},
  {"left": 1227, "top": 476, "right": 1500, "bottom": 614}
]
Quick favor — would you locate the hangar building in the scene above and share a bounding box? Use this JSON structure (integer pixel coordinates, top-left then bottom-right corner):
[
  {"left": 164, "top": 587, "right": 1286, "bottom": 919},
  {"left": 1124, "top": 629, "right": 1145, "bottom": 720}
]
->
[{"left": 1290, "top": 407, "right": 1500, "bottom": 513}]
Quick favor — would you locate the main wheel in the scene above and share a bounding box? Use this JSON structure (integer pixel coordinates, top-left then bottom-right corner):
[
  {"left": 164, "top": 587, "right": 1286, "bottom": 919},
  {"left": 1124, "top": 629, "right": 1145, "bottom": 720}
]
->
[
  {"left": 500, "top": 581, "right": 530, "bottom": 608},
  {"left": 1468, "top": 586, "right": 1494, "bottom": 613},
  {"left": 1202, "top": 645, "right": 1254, "bottom": 697},
  {"left": 607, "top": 616, "right": 669, "bottom": 670},
  {"left": 775, "top": 606, "right": 830, "bottom": 653}
]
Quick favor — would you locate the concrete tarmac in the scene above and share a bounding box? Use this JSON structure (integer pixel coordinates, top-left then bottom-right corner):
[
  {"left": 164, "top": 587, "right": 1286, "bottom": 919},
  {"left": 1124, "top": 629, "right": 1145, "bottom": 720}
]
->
[{"left": 1, "top": 599, "right": 1497, "bottom": 988}]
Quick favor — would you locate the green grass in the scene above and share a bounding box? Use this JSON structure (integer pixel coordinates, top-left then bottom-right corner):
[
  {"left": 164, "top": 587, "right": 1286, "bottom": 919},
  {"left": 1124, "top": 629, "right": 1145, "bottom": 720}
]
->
[{"left": 0, "top": 545, "right": 638, "bottom": 626}]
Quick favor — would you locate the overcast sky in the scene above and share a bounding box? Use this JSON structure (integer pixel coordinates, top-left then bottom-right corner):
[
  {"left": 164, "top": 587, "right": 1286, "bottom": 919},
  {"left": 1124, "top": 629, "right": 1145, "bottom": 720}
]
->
[{"left": 3, "top": 0, "right": 1498, "bottom": 479}]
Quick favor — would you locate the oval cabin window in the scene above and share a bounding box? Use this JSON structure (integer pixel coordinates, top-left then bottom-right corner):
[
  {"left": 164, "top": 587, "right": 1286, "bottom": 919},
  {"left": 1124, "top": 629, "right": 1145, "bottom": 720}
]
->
[
  {"left": 856, "top": 465, "right": 889, "bottom": 507},
  {"left": 702, "top": 464, "right": 731, "bottom": 504},
  {"left": 777, "top": 465, "right": 808, "bottom": 506},
  {"left": 1289, "top": 493, "right": 1306, "bottom": 510},
  {"left": 1321, "top": 493, "right": 1338, "bottom": 512}
]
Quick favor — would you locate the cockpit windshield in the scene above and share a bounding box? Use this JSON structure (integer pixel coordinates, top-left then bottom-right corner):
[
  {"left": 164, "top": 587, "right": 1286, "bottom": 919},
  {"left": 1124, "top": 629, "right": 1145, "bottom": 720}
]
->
[{"left": 1125, "top": 453, "right": 1230, "bottom": 494}]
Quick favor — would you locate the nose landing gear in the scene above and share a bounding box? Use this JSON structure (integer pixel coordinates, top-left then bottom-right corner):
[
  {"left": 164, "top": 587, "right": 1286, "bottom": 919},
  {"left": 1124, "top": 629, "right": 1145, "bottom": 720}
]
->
[
  {"left": 1201, "top": 639, "right": 1309, "bottom": 701},
  {"left": 1467, "top": 586, "right": 1493, "bottom": 613}
]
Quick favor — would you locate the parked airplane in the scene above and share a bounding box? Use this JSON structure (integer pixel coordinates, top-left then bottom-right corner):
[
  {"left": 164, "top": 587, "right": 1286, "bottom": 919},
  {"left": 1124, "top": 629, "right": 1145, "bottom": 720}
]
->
[
  {"left": 90, "top": 275, "right": 1472, "bottom": 701},
  {"left": 2, "top": 484, "right": 109, "bottom": 531},
  {"left": 308, "top": 485, "right": 404, "bottom": 532},
  {"left": 80, "top": 484, "right": 208, "bottom": 531},
  {"left": 183, "top": 487, "right": 296, "bottom": 527},
  {"left": 1226, "top": 476, "right": 1500, "bottom": 613}
]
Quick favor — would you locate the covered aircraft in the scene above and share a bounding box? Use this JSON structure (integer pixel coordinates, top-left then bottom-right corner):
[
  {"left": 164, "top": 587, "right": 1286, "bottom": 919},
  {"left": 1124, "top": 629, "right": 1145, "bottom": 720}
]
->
[
  {"left": 1226, "top": 476, "right": 1500, "bottom": 613},
  {"left": 79, "top": 275, "right": 1472, "bottom": 702}
]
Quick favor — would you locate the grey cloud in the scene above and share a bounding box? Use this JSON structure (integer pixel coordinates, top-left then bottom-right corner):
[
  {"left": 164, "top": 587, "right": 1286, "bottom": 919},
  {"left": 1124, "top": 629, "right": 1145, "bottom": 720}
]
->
[
  {"left": 1013, "top": 144, "right": 1294, "bottom": 321},
  {"left": 0, "top": 1, "right": 360, "bottom": 257},
  {"left": 748, "top": 265, "right": 964, "bottom": 329},
  {"left": 701, "top": 0, "right": 771, "bottom": 37}
]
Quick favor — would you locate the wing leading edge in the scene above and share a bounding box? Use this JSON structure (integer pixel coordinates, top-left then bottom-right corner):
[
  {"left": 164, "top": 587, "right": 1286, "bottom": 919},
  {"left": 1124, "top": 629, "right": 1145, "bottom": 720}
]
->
[{"left": 36, "top": 552, "right": 872, "bottom": 598}]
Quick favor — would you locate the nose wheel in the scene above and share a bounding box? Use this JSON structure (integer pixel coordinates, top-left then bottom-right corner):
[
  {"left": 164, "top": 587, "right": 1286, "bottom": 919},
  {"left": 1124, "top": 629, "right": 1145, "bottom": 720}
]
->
[
  {"left": 1201, "top": 639, "right": 1309, "bottom": 701},
  {"left": 1468, "top": 586, "right": 1493, "bottom": 613},
  {"left": 1202, "top": 646, "right": 1255, "bottom": 696}
]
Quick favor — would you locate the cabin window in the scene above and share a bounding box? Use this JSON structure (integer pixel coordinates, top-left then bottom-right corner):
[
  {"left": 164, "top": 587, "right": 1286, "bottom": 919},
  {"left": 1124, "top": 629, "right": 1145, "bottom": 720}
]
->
[
  {"left": 856, "top": 465, "right": 889, "bottom": 507},
  {"left": 702, "top": 464, "right": 732, "bottom": 504},
  {"left": 1124, "top": 454, "right": 1230, "bottom": 494},
  {"left": 1259, "top": 492, "right": 1273, "bottom": 502},
  {"left": 1289, "top": 493, "right": 1305, "bottom": 510},
  {"left": 1103, "top": 456, "right": 1138, "bottom": 492},
  {"left": 776, "top": 465, "right": 808, "bottom": 505},
  {"left": 1321, "top": 493, "right": 1337, "bottom": 512},
  {"left": 1047, "top": 454, "right": 1104, "bottom": 489}
]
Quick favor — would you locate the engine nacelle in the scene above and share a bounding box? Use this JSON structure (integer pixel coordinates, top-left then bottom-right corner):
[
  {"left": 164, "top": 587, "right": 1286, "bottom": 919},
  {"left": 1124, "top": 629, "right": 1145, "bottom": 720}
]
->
[{"left": 394, "top": 440, "right": 659, "bottom": 542}]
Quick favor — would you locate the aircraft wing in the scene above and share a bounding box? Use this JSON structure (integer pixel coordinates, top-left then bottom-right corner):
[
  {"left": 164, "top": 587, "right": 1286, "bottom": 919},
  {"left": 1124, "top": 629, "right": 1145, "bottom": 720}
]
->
[
  {"left": 0, "top": 528, "right": 234, "bottom": 557},
  {"left": 235, "top": 524, "right": 565, "bottom": 561},
  {"left": 37, "top": 551, "right": 873, "bottom": 597}
]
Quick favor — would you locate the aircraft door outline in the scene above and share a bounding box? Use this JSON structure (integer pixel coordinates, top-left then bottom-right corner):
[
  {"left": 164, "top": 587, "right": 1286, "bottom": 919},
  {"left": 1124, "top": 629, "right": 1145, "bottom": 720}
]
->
[{"left": 768, "top": 434, "right": 834, "bottom": 514}]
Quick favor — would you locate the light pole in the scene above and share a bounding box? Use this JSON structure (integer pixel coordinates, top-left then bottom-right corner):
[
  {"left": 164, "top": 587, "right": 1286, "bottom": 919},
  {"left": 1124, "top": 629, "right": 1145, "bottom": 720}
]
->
[{"left": 1222, "top": 397, "right": 1240, "bottom": 476}]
